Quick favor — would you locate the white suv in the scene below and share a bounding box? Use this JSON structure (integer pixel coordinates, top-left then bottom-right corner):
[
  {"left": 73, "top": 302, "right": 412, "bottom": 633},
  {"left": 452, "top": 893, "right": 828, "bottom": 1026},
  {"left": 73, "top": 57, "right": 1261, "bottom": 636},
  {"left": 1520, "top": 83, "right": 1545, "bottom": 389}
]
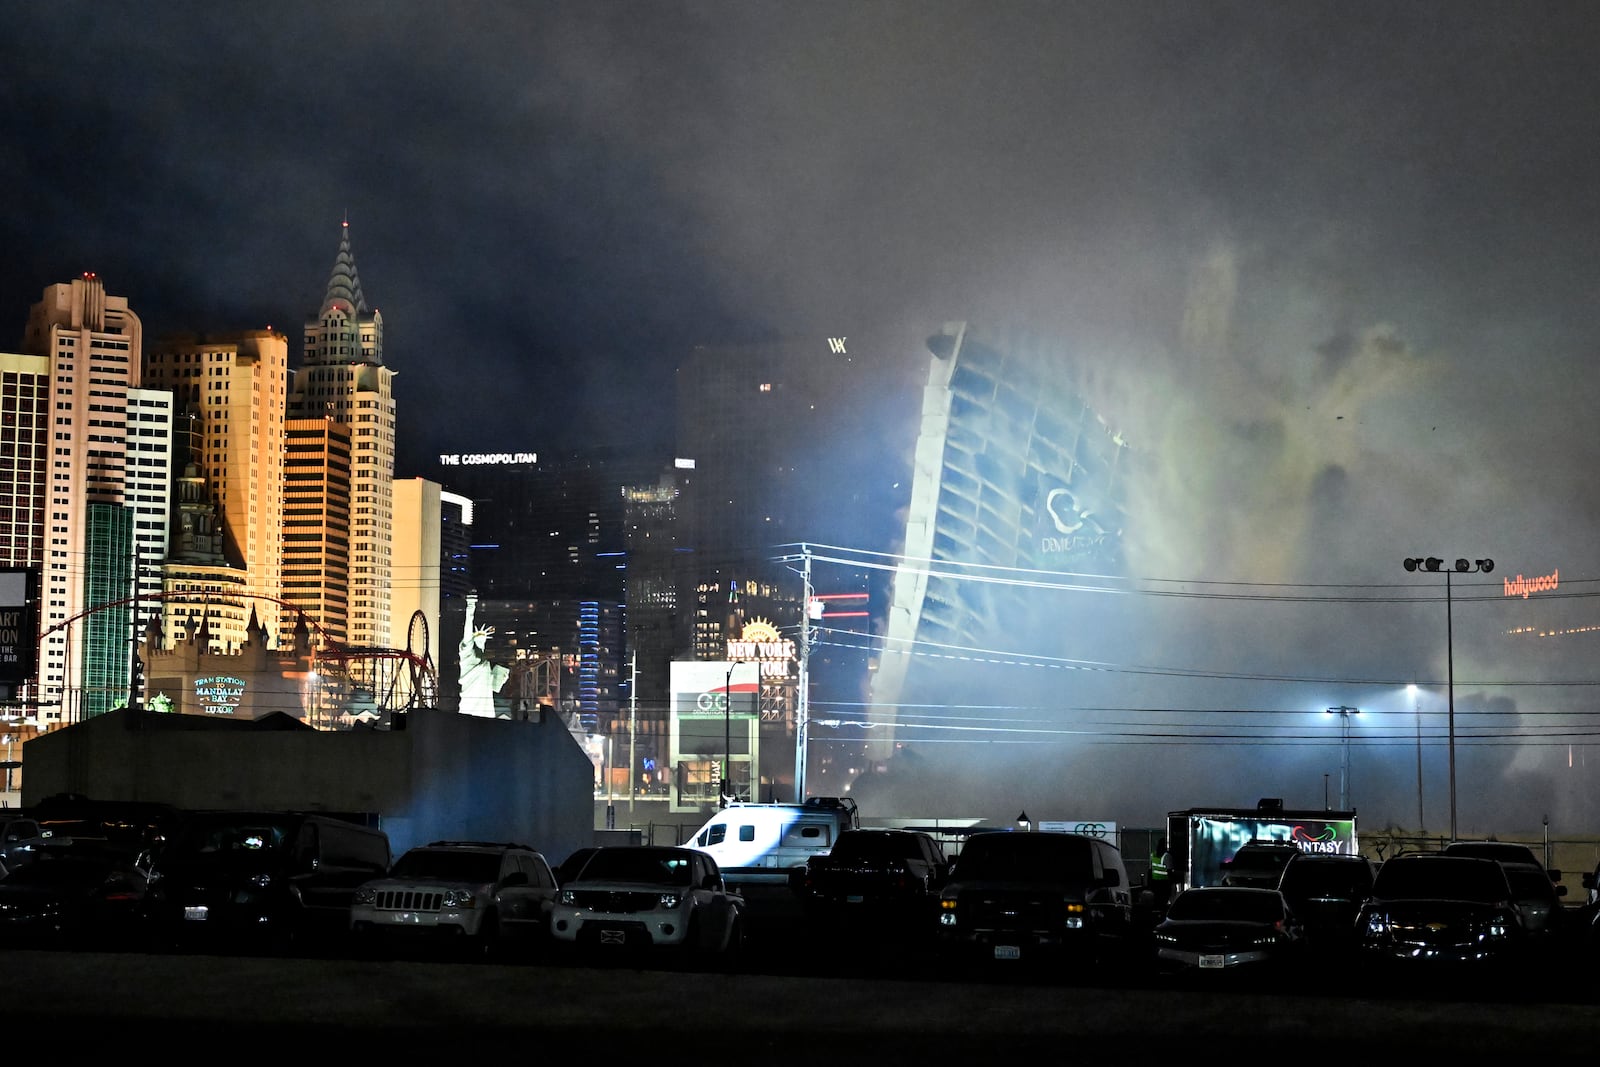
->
[
  {"left": 350, "top": 841, "right": 559, "bottom": 956},
  {"left": 549, "top": 845, "right": 744, "bottom": 966}
]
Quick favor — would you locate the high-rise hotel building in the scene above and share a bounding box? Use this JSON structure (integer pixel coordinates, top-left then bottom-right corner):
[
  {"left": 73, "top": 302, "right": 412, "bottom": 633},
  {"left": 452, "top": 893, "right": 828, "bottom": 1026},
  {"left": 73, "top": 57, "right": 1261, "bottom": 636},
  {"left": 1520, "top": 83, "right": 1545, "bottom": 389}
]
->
[
  {"left": 15, "top": 274, "right": 175, "bottom": 721},
  {"left": 286, "top": 222, "right": 395, "bottom": 652},
  {"left": 872, "top": 321, "right": 1132, "bottom": 757},
  {"left": 143, "top": 329, "right": 288, "bottom": 651}
]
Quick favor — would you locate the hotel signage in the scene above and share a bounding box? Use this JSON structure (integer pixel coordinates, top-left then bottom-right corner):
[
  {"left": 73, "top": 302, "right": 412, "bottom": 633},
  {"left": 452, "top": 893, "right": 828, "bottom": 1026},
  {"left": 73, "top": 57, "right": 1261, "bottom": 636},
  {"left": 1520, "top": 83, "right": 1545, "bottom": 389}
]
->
[
  {"left": 437, "top": 452, "right": 536, "bottom": 466},
  {"left": 1504, "top": 570, "right": 1558, "bottom": 598},
  {"left": 194, "top": 675, "right": 246, "bottom": 716}
]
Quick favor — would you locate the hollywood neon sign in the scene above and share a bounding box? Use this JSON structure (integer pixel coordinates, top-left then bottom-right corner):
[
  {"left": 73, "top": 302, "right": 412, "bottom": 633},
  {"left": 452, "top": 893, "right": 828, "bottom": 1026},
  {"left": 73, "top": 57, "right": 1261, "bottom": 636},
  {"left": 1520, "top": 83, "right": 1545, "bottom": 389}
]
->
[{"left": 1504, "top": 570, "right": 1558, "bottom": 598}]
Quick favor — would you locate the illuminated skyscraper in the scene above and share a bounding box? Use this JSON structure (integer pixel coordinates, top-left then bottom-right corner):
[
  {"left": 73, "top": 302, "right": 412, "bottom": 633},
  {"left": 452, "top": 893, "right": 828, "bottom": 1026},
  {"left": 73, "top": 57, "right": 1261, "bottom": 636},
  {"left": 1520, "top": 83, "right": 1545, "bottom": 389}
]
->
[
  {"left": 144, "top": 329, "right": 288, "bottom": 649},
  {"left": 287, "top": 222, "right": 395, "bottom": 652},
  {"left": 18, "top": 274, "right": 174, "bottom": 720},
  {"left": 873, "top": 322, "right": 1132, "bottom": 755},
  {"left": 281, "top": 418, "right": 351, "bottom": 648}
]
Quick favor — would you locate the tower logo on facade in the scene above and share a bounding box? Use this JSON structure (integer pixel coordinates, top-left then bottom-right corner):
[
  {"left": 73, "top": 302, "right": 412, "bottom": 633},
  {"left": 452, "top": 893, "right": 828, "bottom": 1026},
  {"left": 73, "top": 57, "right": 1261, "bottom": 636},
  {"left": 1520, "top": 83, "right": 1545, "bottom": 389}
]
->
[{"left": 827, "top": 337, "right": 847, "bottom": 354}]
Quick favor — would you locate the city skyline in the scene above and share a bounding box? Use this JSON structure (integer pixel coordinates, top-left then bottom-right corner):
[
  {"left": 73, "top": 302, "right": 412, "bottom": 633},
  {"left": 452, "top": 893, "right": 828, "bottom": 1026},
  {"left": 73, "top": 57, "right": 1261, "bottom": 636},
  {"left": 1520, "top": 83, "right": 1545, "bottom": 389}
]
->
[{"left": 7, "top": 3, "right": 1600, "bottom": 832}]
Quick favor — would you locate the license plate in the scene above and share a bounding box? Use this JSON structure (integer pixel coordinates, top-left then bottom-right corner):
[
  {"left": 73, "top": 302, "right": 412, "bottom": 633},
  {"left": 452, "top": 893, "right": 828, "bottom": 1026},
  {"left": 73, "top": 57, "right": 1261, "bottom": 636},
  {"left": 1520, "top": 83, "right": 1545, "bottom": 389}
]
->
[
  {"left": 184, "top": 906, "right": 208, "bottom": 921},
  {"left": 994, "top": 944, "right": 1021, "bottom": 960},
  {"left": 846, "top": 895, "right": 865, "bottom": 903},
  {"left": 599, "top": 928, "right": 626, "bottom": 945},
  {"left": 1199, "top": 954, "right": 1225, "bottom": 969}
]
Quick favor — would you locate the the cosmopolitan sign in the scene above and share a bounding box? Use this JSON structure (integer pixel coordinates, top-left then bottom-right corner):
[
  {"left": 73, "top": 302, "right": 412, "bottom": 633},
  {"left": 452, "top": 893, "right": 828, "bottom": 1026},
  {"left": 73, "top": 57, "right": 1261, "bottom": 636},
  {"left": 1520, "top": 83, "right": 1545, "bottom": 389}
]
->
[
  {"left": 438, "top": 452, "right": 536, "bottom": 466},
  {"left": 1504, "top": 570, "right": 1558, "bottom": 598}
]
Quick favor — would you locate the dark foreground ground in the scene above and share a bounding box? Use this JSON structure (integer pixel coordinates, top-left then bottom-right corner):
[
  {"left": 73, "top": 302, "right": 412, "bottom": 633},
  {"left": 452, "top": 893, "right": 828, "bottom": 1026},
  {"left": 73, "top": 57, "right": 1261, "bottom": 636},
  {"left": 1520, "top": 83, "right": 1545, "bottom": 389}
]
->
[{"left": 11, "top": 942, "right": 1600, "bottom": 1063}]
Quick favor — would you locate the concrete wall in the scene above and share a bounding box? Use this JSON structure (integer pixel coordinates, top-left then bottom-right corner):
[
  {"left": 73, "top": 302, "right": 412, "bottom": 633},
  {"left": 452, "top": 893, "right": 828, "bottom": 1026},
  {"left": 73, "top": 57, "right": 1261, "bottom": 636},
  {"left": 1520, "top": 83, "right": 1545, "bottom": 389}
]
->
[{"left": 21, "top": 707, "right": 593, "bottom": 867}]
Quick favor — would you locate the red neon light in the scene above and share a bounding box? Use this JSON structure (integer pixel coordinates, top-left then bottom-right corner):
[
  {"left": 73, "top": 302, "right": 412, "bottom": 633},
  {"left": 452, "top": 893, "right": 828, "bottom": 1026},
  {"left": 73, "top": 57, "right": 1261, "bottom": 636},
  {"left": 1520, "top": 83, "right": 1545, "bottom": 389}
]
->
[
  {"left": 814, "top": 593, "right": 868, "bottom": 600},
  {"left": 821, "top": 611, "right": 869, "bottom": 618}
]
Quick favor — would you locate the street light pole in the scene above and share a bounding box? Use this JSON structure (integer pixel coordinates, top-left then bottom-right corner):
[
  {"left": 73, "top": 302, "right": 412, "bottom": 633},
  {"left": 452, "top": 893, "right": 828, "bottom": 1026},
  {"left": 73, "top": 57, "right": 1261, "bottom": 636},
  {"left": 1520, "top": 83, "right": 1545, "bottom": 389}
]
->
[
  {"left": 1403, "top": 556, "right": 1493, "bottom": 842},
  {"left": 1408, "top": 683, "right": 1423, "bottom": 832},
  {"left": 1326, "top": 706, "right": 1359, "bottom": 809}
]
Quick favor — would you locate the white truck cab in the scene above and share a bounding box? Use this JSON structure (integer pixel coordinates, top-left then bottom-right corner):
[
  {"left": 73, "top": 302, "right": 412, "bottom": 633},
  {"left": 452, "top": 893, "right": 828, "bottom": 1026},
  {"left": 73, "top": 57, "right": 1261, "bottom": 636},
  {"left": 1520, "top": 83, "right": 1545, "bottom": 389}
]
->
[{"left": 684, "top": 798, "right": 859, "bottom": 885}]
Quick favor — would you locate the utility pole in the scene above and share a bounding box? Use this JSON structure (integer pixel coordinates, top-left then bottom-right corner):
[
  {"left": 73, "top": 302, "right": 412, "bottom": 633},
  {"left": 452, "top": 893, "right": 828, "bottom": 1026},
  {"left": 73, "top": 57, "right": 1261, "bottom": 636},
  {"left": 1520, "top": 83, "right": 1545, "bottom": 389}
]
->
[
  {"left": 794, "top": 545, "right": 812, "bottom": 802},
  {"left": 627, "top": 648, "right": 637, "bottom": 817}
]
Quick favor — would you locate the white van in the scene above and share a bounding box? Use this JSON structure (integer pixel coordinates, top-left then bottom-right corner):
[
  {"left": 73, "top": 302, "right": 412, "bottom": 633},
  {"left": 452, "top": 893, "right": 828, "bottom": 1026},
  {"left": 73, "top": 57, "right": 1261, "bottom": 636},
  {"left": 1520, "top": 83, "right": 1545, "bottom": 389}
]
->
[{"left": 684, "top": 798, "right": 859, "bottom": 885}]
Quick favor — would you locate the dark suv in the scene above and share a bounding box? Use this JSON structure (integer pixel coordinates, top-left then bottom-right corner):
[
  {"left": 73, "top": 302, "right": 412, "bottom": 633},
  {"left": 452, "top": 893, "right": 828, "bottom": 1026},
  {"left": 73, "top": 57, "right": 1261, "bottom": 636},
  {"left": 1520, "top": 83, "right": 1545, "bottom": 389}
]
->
[
  {"left": 1275, "top": 852, "right": 1375, "bottom": 953},
  {"left": 796, "top": 828, "right": 949, "bottom": 932},
  {"left": 936, "top": 831, "right": 1134, "bottom": 968},
  {"left": 148, "top": 810, "right": 390, "bottom": 953}
]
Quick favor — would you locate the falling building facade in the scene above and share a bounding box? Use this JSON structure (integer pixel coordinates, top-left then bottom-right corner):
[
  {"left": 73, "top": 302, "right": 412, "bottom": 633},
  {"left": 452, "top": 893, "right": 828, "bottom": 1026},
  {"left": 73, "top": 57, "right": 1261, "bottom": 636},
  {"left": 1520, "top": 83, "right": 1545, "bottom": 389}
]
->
[{"left": 872, "top": 321, "right": 1133, "bottom": 758}]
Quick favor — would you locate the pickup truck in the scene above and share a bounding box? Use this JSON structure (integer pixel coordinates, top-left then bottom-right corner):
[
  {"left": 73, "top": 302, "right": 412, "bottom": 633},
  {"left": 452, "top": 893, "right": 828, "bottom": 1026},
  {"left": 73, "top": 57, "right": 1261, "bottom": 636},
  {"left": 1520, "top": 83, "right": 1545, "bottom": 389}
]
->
[{"left": 795, "top": 828, "right": 949, "bottom": 927}]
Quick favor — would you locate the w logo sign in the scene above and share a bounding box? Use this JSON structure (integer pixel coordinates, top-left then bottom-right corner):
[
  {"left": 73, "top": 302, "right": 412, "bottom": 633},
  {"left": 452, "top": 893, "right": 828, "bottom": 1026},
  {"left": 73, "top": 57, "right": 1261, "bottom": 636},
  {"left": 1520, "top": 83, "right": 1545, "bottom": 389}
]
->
[{"left": 827, "top": 337, "right": 847, "bottom": 354}]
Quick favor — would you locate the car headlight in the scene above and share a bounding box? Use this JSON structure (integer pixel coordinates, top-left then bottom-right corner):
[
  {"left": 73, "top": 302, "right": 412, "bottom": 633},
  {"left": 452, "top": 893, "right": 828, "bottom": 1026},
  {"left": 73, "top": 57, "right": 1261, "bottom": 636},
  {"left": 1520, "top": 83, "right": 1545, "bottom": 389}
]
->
[
  {"left": 443, "top": 890, "right": 478, "bottom": 909},
  {"left": 1363, "top": 912, "right": 1389, "bottom": 938},
  {"left": 248, "top": 873, "right": 273, "bottom": 889},
  {"left": 1154, "top": 931, "right": 1177, "bottom": 944},
  {"left": 1486, "top": 911, "right": 1514, "bottom": 939},
  {"left": 354, "top": 886, "right": 375, "bottom": 906},
  {"left": 658, "top": 893, "right": 680, "bottom": 909},
  {"left": 559, "top": 889, "right": 577, "bottom": 905}
]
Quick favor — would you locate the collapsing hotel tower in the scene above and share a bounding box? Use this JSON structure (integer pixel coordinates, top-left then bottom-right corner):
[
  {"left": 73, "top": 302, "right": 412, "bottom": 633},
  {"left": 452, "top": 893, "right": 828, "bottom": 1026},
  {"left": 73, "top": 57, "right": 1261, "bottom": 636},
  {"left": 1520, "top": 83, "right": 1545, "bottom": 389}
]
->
[{"left": 871, "top": 322, "right": 1133, "bottom": 759}]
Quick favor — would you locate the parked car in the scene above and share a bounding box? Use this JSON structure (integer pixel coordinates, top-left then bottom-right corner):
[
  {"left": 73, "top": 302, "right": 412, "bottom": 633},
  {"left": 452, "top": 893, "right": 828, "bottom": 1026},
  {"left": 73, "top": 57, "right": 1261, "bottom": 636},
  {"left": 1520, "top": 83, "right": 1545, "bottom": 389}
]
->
[
  {"left": 1355, "top": 853, "right": 1526, "bottom": 977},
  {"left": 1443, "top": 840, "right": 1560, "bottom": 882},
  {"left": 1152, "top": 886, "right": 1305, "bottom": 977},
  {"left": 1219, "top": 841, "right": 1303, "bottom": 889},
  {"left": 935, "top": 830, "right": 1135, "bottom": 969},
  {"left": 1275, "top": 852, "right": 1375, "bottom": 954},
  {"left": 350, "top": 841, "right": 560, "bottom": 958},
  {"left": 549, "top": 845, "right": 745, "bottom": 967},
  {"left": 147, "top": 810, "right": 390, "bottom": 953},
  {"left": 1499, "top": 861, "right": 1565, "bottom": 948},
  {"left": 0, "top": 815, "right": 48, "bottom": 878},
  {"left": 0, "top": 839, "right": 151, "bottom": 948},
  {"left": 795, "top": 828, "right": 949, "bottom": 932}
]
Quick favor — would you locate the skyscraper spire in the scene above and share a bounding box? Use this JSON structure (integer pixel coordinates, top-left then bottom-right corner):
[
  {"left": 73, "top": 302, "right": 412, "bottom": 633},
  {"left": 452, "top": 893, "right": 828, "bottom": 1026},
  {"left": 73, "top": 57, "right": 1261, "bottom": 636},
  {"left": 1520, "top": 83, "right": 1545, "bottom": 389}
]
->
[{"left": 320, "top": 219, "right": 368, "bottom": 318}]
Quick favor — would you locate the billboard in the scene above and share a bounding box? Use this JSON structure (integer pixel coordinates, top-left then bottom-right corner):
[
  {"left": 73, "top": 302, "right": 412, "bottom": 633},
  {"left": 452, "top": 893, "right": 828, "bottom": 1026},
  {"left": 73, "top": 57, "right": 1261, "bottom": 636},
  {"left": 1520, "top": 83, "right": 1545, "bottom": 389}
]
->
[
  {"left": 1174, "top": 811, "right": 1359, "bottom": 889},
  {"left": 0, "top": 570, "right": 38, "bottom": 686},
  {"left": 672, "top": 660, "right": 761, "bottom": 721}
]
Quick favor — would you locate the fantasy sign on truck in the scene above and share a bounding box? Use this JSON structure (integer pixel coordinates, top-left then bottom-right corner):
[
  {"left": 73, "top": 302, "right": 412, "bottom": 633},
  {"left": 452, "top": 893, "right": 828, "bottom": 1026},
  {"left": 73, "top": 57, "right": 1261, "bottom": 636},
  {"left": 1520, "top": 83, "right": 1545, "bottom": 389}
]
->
[{"left": 1166, "top": 804, "right": 1358, "bottom": 891}]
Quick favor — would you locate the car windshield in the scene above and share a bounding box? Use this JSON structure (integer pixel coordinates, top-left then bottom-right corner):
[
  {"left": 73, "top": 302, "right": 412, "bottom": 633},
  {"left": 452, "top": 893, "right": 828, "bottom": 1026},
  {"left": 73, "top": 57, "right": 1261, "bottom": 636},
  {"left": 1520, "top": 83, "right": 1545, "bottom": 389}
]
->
[
  {"left": 1445, "top": 843, "right": 1539, "bottom": 866},
  {"left": 953, "top": 833, "right": 1095, "bottom": 883},
  {"left": 1, "top": 854, "right": 121, "bottom": 888},
  {"left": 1228, "top": 847, "right": 1297, "bottom": 874},
  {"left": 1503, "top": 866, "right": 1556, "bottom": 900},
  {"left": 1373, "top": 858, "right": 1508, "bottom": 902},
  {"left": 576, "top": 849, "right": 694, "bottom": 886},
  {"left": 390, "top": 850, "right": 502, "bottom": 883},
  {"left": 170, "top": 817, "right": 293, "bottom": 859},
  {"left": 1279, "top": 860, "right": 1372, "bottom": 898},
  {"left": 831, "top": 833, "right": 924, "bottom": 861},
  {"left": 1167, "top": 889, "right": 1285, "bottom": 922}
]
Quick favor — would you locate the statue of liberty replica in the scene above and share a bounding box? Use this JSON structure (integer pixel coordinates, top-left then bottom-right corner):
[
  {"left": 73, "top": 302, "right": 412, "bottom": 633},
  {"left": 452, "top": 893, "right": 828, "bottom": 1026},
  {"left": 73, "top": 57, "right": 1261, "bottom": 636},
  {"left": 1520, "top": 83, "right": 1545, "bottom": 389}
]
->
[{"left": 458, "top": 593, "right": 510, "bottom": 717}]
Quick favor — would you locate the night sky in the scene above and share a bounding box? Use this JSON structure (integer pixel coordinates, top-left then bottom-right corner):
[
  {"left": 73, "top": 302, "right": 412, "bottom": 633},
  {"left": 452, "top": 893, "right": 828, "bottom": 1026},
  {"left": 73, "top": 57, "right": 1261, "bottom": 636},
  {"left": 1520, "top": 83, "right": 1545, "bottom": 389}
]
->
[{"left": 6, "top": 2, "right": 1600, "bottom": 831}]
